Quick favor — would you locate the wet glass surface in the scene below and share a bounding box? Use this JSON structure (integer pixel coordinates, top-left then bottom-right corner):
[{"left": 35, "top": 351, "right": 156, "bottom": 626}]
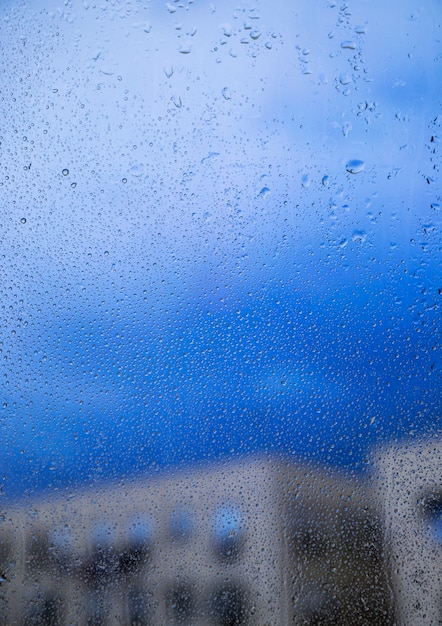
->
[{"left": 0, "top": 0, "right": 440, "bottom": 623}]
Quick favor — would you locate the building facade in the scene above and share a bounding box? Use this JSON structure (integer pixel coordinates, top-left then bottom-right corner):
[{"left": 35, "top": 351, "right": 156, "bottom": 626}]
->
[
  {"left": 376, "top": 439, "right": 442, "bottom": 626},
  {"left": 0, "top": 455, "right": 391, "bottom": 625}
]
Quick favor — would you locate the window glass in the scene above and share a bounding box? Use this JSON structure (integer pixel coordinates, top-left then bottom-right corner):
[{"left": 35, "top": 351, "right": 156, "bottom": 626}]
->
[
  {"left": 0, "top": 0, "right": 440, "bottom": 624},
  {"left": 212, "top": 504, "right": 244, "bottom": 561},
  {"left": 423, "top": 495, "right": 442, "bottom": 543}
]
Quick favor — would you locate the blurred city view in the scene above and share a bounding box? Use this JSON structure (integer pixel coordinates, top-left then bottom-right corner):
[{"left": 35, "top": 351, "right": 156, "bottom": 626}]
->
[{"left": 1, "top": 439, "right": 441, "bottom": 625}]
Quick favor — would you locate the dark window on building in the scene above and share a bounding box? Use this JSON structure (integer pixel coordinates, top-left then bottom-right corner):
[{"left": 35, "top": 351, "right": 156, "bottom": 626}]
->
[
  {"left": 120, "top": 518, "right": 153, "bottom": 573},
  {"left": 127, "top": 586, "right": 152, "bottom": 626},
  {"left": 84, "top": 523, "right": 119, "bottom": 585},
  {"left": 166, "top": 582, "right": 195, "bottom": 625},
  {"left": 212, "top": 505, "right": 244, "bottom": 562},
  {"left": 422, "top": 494, "right": 442, "bottom": 542},
  {"left": 27, "top": 531, "right": 49, "bottom": 570},
  {"left": 209, "top": 583, "right": 249, "bottom": 626},
  {"left": 23, "top": 594, "right": 62, "bottom": 626},
  {"left": 85, "top": 591, "right": 107, "bottom": 626}
]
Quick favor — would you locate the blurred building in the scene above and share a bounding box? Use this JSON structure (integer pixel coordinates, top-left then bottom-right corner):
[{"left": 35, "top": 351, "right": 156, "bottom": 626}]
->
[
  {"left": 0, "top": 456, "right": 391, "bottom": 625},
  {"left": 376, "top": 439, "right": 442, "bottom": 626}
]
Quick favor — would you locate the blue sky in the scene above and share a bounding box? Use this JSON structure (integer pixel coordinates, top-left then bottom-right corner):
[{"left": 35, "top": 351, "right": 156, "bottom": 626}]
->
[{"left": 0, "top": 0, "right": 440, "bottom": 499}]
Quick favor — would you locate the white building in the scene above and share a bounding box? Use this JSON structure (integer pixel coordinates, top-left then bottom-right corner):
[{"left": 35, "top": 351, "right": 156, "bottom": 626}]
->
[
  {"left": 0, "top": 455, "right": 391, "bottom": 625},
  {"left": 375, "top": 438, "right": 442, "bottom": 626}
]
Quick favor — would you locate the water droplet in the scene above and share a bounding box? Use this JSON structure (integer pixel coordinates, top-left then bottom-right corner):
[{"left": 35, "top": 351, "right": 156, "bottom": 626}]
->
[
  {"left": 171, "top": 95, "right": 182, "bottom": 108},
  {"left": 301, "top": 174, "right": 310, "bottom": 188},
  {"left": 322, "top": 175, "right": 330, "bottom": 187},
  {"left": 250, "top": 29, "right": 261, "bottom": 40},
  {"left": 354, "top": 25, "right": 367, "bottom": 34},
  {"left": 220, "top": 22, "right": 232, "bottom": 37},
  {"left": 222, "top": 87, "right": 232, "bottom": 100},
  {"left": 341, "top": 40, "right": 357, "bottom": 50},
  {"left": 122, "top": 177, "right": 128, "bottom": 184},
  {"left": 259, "top": 186, "right": 271, "bottom": 198},
  {"left": 342, "top": 122, "right": 352, "bottom": 137},
  {"left": 346, "top": 159, "right": 365, "bottom": 174},
  {"left": 200, "top": 152, "right": 220, "bottom": 164},
  {"left": 338, "top": 238, "right": 348, "bottom": 248},
  {"left": 179, "top": 43, "right": 192, "bottom": 54},
  {"left": 352, "top": 230, "right": 367, "bottom": 243},
  {"left": 129, "top": 164, "right": 144, "bottom": 177},
  {"left": 20, "top": 217, "right": 26, "bottom": 224},
  {"left": 265, "top": 41, "right": 272, "bottom": 50},
  {"left": 339, "top": 72, "right": 352, "bottom": 85},
  {"left": 62, "top": 168, "right": 69, "bottom": 176},
  {"left": 70, "top": 182, "right": 77, "bottom": 188},
  {"left": 164, "top": 65, "right": 173, "bottom": 78}
]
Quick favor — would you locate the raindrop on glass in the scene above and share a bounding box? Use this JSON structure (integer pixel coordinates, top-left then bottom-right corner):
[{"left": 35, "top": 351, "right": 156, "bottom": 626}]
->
[
  {"left": 339, "top": 73, "right": 352, "bottom": 85},
  {"left": 341, "top": 40, "right": 357, "bottom": 50},
  {"left": 352, "top": 230, "right": 367, "bottom": 243},
  {"left": 259, "top": 186, "right": 271, "bottom": 198},
  {"left": 179, "top": 43, "right": 192, "bottom": 54},
  {"left": 220, "top": 23, "right": 232, "bottom": 37},
  {"left": 346, "top": 159, "right": 365, "bottom": 174}
]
